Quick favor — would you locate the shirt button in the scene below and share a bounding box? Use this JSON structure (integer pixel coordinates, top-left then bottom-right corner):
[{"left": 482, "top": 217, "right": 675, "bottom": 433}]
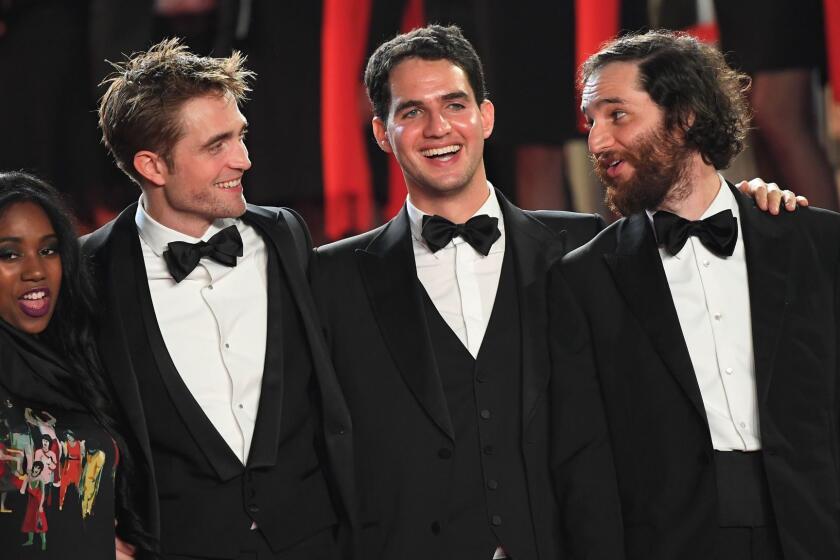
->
[
  {"left": 247, "top": 504, "right": 259, "bottom": 513},
  {"left": 725, "top": 368, "right": 733, "bottom": 375},
  {"left": 483, "top": 445, "right": 494, "bottom": 455},
  {"left": 702, "top": 260, "right": 710, "bottom": 267},
  {"left": 480, "top": 409, "right": 491, "bottom": 420},
  {"left": 491, "top": 515, "right": 502, "bottom": 526},
  {"left": 238, "top": 404, "right": 244, "bottom": 409},
  {"left": 208, "top": 284, "right": 214, "bottom": 290},
  {"left": 438, "top": 448, "right": 452, "bottom": 459},
  {"left": 487, "top": 479, "right": 499, "bottom": 490},
  {"left": 225, "top": 343, "right": 230, "bottom": 349},
  {"left": 739, "top": 422, "right": 747, "bottom": 429},
  {"left": 713, "top": 312, "right": 722, "bottom": 321},
  {"left": 430, "top": 521, "right": 441, "bottom": 535}
]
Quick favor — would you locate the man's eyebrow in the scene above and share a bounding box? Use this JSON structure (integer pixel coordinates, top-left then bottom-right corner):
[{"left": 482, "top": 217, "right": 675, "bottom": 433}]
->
[
  {"left": 441, "top": 91, "right": 469, "bottom": 101},
  {"left": 393, "top": 99, "right": 423, "bottom": 116},
  {"left": 581, "top": 96, "right": 626, "bottom": 116},
  {"left": 392, "top": 91, "right": 470, "bottom": 116},
  {"left": 201, "top": 123, "right": 248, "bottom": 149}
]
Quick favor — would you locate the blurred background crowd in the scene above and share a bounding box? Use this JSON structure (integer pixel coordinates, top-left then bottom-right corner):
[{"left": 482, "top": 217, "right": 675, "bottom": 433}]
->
[{"left": 1, "top": 0, "right": 837, "bottom": 242}]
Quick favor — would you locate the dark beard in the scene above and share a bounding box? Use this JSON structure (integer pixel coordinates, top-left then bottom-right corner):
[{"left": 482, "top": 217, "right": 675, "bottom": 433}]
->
[{"left": 592, "top": 126, "right": 692, "bottom": 216}]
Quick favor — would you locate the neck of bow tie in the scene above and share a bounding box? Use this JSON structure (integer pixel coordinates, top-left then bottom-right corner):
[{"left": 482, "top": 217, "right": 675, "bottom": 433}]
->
[
  {"left": 652, "top": 209, "right": 738, "bottom": 257},
  {"left": 163, "top": 225, "right": 244, "bottom": 283},
  {"left": 421, "top": 214, "right": 501, "bottom": 256}
]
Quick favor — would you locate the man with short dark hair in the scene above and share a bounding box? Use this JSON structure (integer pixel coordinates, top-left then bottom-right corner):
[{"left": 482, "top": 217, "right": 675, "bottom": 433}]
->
[
  {"left": 550, "top": 30, "right": 840, "bottom": 559},
  {"left": 84, "top": 39, "right": 353, "bottom": 559},
  {"left": 312, "top": 24, "right": 615, "bottom": 560}
]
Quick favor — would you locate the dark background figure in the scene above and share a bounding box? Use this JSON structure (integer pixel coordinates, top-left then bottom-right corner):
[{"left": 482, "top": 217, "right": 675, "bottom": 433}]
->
[
  {"left": 0, "top": 0, "right": 837, "bottom": 239},
  {"left": 660, "top": 0, "right": 838, "bottom": 210}
]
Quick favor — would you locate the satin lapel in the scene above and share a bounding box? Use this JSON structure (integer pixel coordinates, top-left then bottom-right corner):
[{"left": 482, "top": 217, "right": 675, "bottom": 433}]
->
[
  {"left": 247, "top": 207, "right": 357, "bottom": 518},
  {"left": 357, "top": 209, "right": 454, "bottom": 440},
  {"left": 732, "top": 186, "right": 793, "bottom": 404},
  {"left": 130, "top": 223, "right": 244, "bottom": 480},
  {"left": 497, "top": 194, "right": 568, "bottom": 431},
  {"left": 604, "top": 214, "right": 707, "bottom": 420},
  {"left": 241, "top": 223, "right": 284, "bottom": 470},
  {"left": 90, "top": 206, "right": 157, "bottom": 480}
]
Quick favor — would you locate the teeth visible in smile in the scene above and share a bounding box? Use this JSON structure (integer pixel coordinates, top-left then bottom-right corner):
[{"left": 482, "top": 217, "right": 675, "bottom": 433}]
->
[
  {"left": 22, "top": 291, "right": 46, "bottom": 300},
  {"left": 608, "top": 160, "right": 621, "bottom": 168},
  {"left": 421, "top": 145, "right": 461, "bottom": 157},
  {"left": 215, "top": 179, "right": 240, "bottom": 189}
]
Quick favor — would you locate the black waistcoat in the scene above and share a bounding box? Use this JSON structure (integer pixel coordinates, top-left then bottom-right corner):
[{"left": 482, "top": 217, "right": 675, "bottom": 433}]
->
[
  {"left": 422, "top": 243, "right": 538, "bottom": 560},
  {"left": 127, "top": 238, "right": 335, "bottom": 558}
]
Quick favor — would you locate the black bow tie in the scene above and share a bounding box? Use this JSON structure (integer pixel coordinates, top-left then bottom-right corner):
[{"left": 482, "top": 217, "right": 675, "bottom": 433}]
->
[
  {"left": 652, "top": 209, "right": 738, "bottom": 257},
  {"left": 421, "top": 214, "right": 501, "bottom": 256},
  {"left": 163, "top": 225, "right": 243, "bottom": 283}
]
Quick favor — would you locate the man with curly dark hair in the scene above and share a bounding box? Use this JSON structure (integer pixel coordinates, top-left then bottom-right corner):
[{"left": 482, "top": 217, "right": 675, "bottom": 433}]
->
[{"left": 549, "top": 30, "right": 840, "bottom": 559}]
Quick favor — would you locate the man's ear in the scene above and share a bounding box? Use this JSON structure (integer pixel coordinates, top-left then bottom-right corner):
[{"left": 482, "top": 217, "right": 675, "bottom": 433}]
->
[
  {"left": 133, "top": 150, "right": 169, "bottom": 187},
  {"left": 372, "top": 117, "right": 393, "bottom": 154},
  {"left": 479, "top": 99, "right": 495, "bottom": 139}
]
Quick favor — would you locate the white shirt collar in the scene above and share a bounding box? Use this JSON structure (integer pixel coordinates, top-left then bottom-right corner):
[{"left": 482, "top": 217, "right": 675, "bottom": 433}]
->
[
  {"left": 405, "top": 183, "right": 505, "bottom": 250},
  {"left": 134, "top": 194, "right": 239, "bottom": 257}
]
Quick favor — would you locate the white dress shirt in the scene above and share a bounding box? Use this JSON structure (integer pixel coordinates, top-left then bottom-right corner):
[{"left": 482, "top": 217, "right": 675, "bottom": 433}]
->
[
  {"left": 407, "top": 185, "right": 508, "bottom": 559},
  {"left": 649, "top": 177, "right": 761, "bottom": 451},
  {"left": 135, "top": 197, "right": 268, "bottom": 463},
  {"left": 407, "top": 185, "right": 505, "bottom": 358}
]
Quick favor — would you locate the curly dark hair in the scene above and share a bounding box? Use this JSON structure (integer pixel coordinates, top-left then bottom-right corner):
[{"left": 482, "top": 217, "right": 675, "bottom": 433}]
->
[
  {"left": 99, "top": 37, "right": 255, "bottom": 186},
  {"left": 581, "top": 30, "right": 751, "bottom": 170},
  {"left": 364, "top": 24, "right": 488, "bottom": 122},
  {"left": 0, "top": 171, "right": 155, "bottom": 553}
]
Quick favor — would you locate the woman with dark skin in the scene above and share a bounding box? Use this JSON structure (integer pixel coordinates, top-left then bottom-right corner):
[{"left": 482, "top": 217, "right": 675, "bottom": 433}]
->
[{"left": 0, "top": 171, "right": 151, "bottom": 558}]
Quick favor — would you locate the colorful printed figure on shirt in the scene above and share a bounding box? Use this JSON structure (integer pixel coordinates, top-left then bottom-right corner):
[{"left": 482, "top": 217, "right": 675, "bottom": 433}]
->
[
  {"left": 80, "top": 443, "right": 105, "bottom": 519},
  {"left": 20, "top": 461, "right": 48, "bottom": 550},
  {"left": 58, "top": 430, "right": 84, "bottom": 511},
  {"left": 0, "top": 429, "right": 24, "bottom": 513},
  {"left": 25, "top": 409, "right": 61, "bottom": 479}
]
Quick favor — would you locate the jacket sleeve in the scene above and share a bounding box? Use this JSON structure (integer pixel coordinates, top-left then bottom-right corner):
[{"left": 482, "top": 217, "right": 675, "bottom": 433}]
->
[{"left": 548, "top": 263, "right": 625, "bottom": 559}]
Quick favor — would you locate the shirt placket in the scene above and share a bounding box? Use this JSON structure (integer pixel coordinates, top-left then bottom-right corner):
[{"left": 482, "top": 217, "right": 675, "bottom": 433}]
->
[
  {"left": 694, "top": 241, "right": 750, "bottom": 450},
  {"left": 202, "top": 263, "right": 249, "bottom": 462},
  {"left": 454, "top": 239, "right": 484, "bottom": 357}
]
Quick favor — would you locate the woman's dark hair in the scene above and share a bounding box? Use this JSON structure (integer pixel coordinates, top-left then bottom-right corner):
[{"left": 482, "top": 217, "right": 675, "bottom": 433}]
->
[
  {"left": 581, "top": 30, "right": 751, "bottom": 170},
  {"left": 0, "top": 171, "right": 155, "bottom": 552},
  {"left": 365, "top": 24, "right": 488, "bottom": 122}
]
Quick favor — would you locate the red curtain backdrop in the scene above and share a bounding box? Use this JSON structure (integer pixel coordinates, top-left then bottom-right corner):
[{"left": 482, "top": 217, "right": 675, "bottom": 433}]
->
[
  {"left": 321, "top": 0, "right": 425, "bottom": 240},
  {"left": 321, "top": 0, "right": 374, "bottom": 240}
]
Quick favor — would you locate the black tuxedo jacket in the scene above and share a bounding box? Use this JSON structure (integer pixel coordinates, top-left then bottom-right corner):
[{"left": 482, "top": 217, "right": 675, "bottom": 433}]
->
[
  {"left": 311, "top": 191, "right": 620, "bottom": 559},
  {"left": 549, "top": 185, "right": 840, "bottom": 559},
  {"left": 81, "top": 203, "right": 355, "bottom": 558}
]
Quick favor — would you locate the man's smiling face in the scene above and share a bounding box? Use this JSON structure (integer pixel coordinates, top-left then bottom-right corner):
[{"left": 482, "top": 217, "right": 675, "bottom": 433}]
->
[{"left": 373, "top": 57, "right": 495, "bottom": 206}]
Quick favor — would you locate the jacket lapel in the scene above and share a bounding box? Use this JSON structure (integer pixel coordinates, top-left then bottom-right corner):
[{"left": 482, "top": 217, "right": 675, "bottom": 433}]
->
[
  {"left": 357, "top": 208, "right": 454, "bottom": 440},
  {"left": 245, "top": 206, "right": 357, "bottom": 525},
  {"left": 86, "top": 206, "right": 158, "bottom": 481},
  {"left": 497, "top": 194, "right": 568, "bottom": 433},
  {"left": 604, "top": 213, "right": 707, "bottom": 420},
  {"left": 732, "top": 185, "right": 793, "bottom": 404},
  {"left": 124, "top": 217, "right": 244, "bottom": 480}
]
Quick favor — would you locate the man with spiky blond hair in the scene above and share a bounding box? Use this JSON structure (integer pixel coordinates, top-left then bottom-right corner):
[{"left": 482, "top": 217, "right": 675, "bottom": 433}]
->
[{"left": 83, "top": 39, "right": 353, "bottom": 560}]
